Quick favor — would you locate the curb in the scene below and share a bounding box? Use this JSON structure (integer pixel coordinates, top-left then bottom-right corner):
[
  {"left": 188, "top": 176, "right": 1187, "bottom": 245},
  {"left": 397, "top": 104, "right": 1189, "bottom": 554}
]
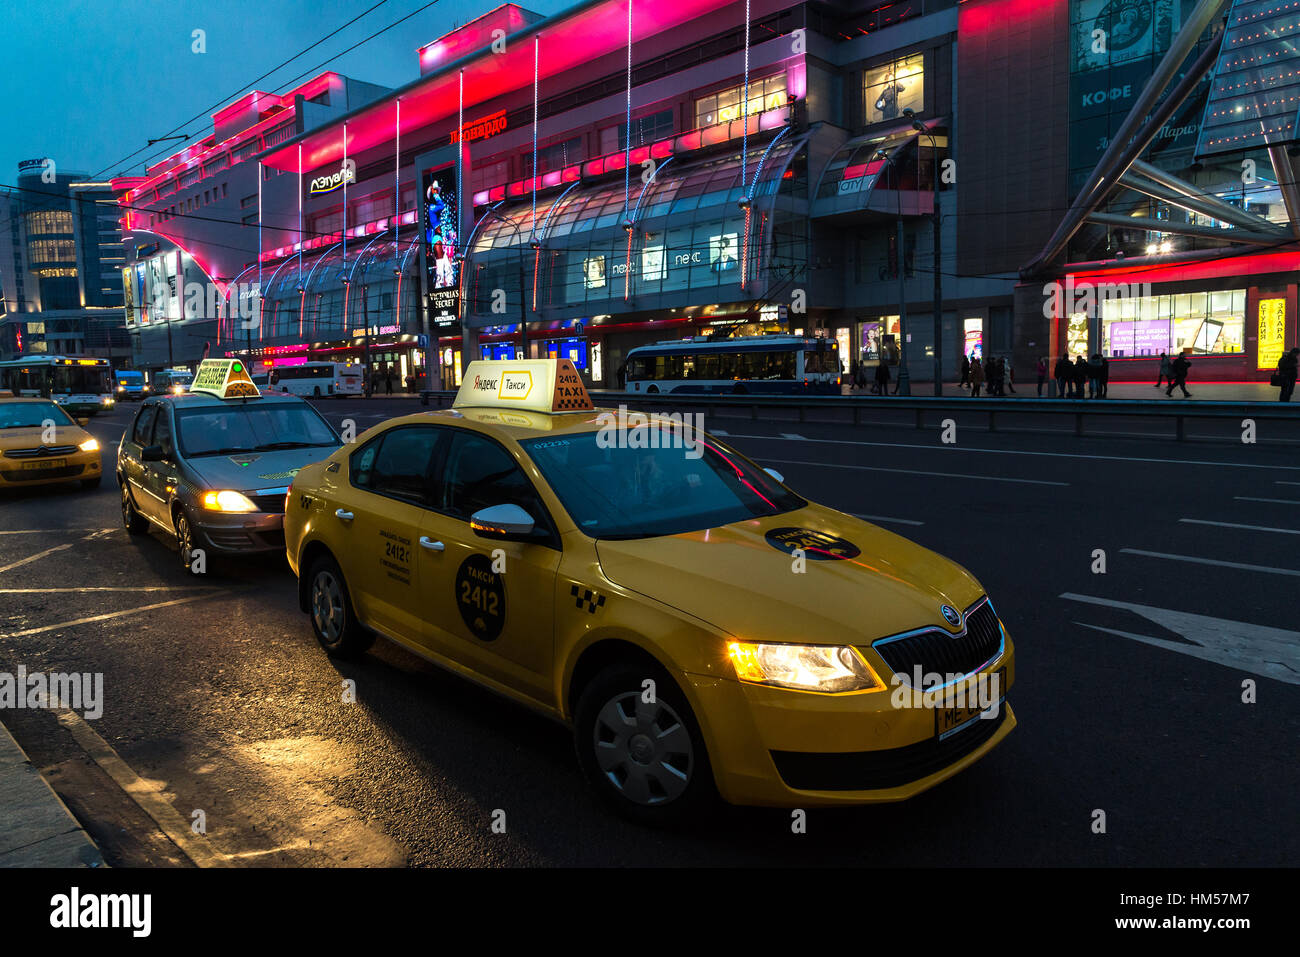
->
[{"left": 0, "top": 720, "right": 105, "bottom": 868}]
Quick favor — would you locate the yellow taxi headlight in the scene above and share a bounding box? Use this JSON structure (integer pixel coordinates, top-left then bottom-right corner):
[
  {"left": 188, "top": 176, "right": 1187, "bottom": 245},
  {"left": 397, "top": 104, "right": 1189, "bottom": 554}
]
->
[
  {"left": 201, "top": 490, "right": 257, "bottom": 512},
  {"left": 78, "top": 438, "right": 100, "bottom": 453},
  {"left": 727, "top": 641, "right": 884, "bottom": 694}
]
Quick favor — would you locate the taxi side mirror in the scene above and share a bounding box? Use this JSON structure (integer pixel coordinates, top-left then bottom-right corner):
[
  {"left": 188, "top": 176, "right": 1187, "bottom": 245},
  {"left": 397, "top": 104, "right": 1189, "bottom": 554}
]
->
[
  {"left": 469, "top": 504, "right": 536, "bottom": 540},
  {"left": 76, "top": 417, "right": 90, "bottom": 427},
  {"left": 141, "top": 445, "right": 165, "bottom": 463}
]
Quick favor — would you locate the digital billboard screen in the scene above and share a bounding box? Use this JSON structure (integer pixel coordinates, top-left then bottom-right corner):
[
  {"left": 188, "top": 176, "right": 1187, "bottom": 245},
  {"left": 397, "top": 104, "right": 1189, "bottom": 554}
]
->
[{"left": 423, "top": 166, "right": 459, "bottom": 329}]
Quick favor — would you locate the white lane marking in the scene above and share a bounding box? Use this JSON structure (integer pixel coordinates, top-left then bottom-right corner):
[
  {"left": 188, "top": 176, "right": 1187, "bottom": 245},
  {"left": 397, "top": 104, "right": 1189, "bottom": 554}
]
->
[
  {"left": 0, "top": 592, "right": 227, "bottom": 639},
  {"left": 1179, "top": 518, "right": 1300, "bottom": 535},
  {"left": 0, "top": 586, "right": 220, "bottom": 594},
  {"left": 1061, "top": 592, "right": 1300, "bottom": 686},
  {"left": 716, "top": 432, "right": 1300, "bottom": 471},
  {"left": 54, "top": 707, "right": 227, "bottom": 867},
  {"left": 779, "top": 432, "right": 807, "bottom": 440},
  {"left": 0, "top": 528, "right": 115, "bottom": 574},
  {"left": 0, "top": 544, "right": 72, "bottom": 575},
  {"left": 1234, "top": 496, "right": 1300, "bottom": 505},
  {"left": 761, "top": 457, "right": 1069, "bottom": 487},
  {"left": 709, "top": 429, "right": 729, "bottom": 436},
  {"left": 850, "top": 513, "right": 925, "bottom": 526},
  {"left": 1276, "top": 480, "right": 1300, "bottom": 485},
  {"left": 1119, "top": 548, "right": 1300, "bottom": 578}
]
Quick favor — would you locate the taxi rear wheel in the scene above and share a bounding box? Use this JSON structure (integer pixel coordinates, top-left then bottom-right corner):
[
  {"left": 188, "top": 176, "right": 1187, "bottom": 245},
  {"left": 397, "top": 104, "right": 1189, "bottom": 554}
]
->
[
  {"left": 121, "top": 482, "right": 147, "bottom": 535},
  {"left": 307, "top": 556, "right": 374, "bottom": 657},
  {"left": 575, "top": 663, "right": 715, "bottom": 825}
]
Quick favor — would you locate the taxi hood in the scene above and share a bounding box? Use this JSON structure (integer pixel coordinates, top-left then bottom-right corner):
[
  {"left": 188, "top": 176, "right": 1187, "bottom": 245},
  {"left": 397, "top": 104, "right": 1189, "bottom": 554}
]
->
[
  {"left": 0, "top": 425, "right": 88, "bottom": 449},
  {"left": 183, "top": 445, "right": 339, "bottom": 491},
  {"left": 594, "top": 505, "right": 985, "bottom": 644}
]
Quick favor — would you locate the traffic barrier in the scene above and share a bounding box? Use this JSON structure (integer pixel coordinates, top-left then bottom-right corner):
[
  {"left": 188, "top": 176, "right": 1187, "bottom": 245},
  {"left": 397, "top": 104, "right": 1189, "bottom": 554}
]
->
[{"left": 418, "top": 390, "right": 1300, "bottom": 443}]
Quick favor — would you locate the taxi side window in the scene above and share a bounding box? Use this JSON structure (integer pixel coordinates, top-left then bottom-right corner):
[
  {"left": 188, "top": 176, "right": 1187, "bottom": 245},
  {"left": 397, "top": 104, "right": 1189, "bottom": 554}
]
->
[
  {"left": 351, "top": 427, "right": 441, "bottom": 506},
  {"left": 441, "top": 432, "right": 546, "bottom": 522},
  {"left": 132, "top": 405, "right": 157, "bottom": 446}
]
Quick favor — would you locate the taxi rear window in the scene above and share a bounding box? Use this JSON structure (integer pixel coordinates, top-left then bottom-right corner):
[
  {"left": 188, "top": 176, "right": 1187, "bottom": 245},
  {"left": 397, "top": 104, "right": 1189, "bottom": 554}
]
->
[{"left": 520, "top": 429, "right": 803, "bottom": 539}]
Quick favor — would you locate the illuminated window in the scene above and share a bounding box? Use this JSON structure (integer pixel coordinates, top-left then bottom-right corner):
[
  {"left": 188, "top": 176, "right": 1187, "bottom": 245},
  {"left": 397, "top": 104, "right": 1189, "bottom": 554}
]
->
[
  {"left": 863, "top": 53, "right": 925, "bottom": 125},
  {"left": 23, "top": 210, "right": 73, "bottom": 236},
  {"left": 1100, "top": 289, "right": 1245, "bottom": 357},
  {"left": 28, "top": 239, "right": 76, "bottom": 265},
  {"left": 695, "top": 74, "right": 787, "bottom": 128}
]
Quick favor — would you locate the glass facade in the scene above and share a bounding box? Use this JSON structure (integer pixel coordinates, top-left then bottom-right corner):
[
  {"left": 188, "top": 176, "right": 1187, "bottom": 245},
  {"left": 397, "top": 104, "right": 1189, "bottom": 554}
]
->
[
  {"left": 863, "top": 53, "right": 924, "bottom": 124},
  {"left": 465, "top": 140, "right": 805, "bottom": 317}
]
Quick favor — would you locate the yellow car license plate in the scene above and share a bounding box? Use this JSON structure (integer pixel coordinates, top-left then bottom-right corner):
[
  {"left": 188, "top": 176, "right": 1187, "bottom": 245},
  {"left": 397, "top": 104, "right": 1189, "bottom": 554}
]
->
[
  {"left": 934, "top": 667, "right": 1006, "bottom": 739},
  {"left": 22, "top": 458, "right": 65, "bottom": 470}
]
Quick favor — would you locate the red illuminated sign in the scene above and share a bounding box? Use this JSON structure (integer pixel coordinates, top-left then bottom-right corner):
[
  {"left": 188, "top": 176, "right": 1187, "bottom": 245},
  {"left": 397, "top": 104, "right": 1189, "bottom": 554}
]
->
[{"left": 450, "top": 109, "right": 508, "bottom": 145}]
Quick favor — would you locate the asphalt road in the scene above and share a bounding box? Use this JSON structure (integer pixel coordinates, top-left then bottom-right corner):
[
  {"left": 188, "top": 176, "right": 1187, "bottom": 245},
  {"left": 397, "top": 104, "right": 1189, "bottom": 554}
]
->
[{"left": 1, "top": 397, "right": 1297, "bottom": 867}]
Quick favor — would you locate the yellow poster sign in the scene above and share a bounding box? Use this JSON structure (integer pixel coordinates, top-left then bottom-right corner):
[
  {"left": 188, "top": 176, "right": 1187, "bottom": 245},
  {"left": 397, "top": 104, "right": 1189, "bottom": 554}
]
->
[{"left": 1257, "top": 298, "right": 1286, "bottom": 371}]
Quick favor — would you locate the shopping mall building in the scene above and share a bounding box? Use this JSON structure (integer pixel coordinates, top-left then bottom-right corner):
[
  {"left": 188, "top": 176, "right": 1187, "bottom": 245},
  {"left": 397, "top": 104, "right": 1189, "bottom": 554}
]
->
[{"left": 111, "top": 0, "right": 1300, "bottom": 388}]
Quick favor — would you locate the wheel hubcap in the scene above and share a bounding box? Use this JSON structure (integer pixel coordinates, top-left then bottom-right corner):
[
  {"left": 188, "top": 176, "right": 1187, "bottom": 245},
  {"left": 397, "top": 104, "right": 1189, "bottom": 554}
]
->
[
  {"left": 312, "top": 572, "right": 344, "bottom": 641},
  {"left": 593, "top": 692, "right": 692, "bottom": 806}
]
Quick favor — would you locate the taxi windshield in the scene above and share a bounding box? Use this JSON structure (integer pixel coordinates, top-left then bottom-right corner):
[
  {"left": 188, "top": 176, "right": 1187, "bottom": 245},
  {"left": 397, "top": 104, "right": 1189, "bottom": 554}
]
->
[
  {"left": 0, "top": 401, "right": 75, "bottom": 429},
  {"left": 175, "top": 403, "right": 339, "bottom": 457},
  {"left": 520, "top": 427, "right": 804, "bottom": 539}
]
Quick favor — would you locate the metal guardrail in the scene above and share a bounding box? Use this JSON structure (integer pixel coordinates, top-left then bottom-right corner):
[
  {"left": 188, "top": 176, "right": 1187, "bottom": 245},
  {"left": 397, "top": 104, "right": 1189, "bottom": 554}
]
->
[{"left": 419, "top": 389, "right": 1300, "bottom": 442}]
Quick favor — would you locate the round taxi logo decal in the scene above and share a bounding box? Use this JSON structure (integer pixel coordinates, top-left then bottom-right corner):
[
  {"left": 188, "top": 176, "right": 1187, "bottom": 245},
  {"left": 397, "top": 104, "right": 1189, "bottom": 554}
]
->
[
  {"left": 764, "top": 527, "right": 860, "bottom": 561},
  {"left": 454, "top": 554, "right": 505, "bottom": 642}
]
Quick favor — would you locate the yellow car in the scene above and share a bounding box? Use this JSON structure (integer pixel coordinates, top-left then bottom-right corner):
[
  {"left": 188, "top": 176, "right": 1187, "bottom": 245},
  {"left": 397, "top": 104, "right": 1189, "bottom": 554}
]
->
[
  {"left": 285, "top": 360, "right": 1015, "bottom": 822},
  {"left": 0, "top": 397, "right": 103, "bottom": 491}
]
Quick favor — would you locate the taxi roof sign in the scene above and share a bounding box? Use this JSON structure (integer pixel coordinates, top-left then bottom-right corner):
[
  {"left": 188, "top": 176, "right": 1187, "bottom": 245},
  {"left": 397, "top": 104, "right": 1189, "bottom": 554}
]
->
[
  {"left": 453, "top": 359, "right": 593, "bottom": 413},
  {"left": 190, "top": 359, "right": 260, "bottom": 400}
]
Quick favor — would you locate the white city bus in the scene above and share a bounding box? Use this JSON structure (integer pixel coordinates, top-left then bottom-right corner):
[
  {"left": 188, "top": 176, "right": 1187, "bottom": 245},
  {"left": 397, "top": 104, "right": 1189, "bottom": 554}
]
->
[
  {"left": 268, "top": 362, "right": 364, "bottom": 397},
  {"left": 624, "top": 335, "right": 841, "bottom": 395},
  {"left": 0, "top": 355, "right": 115, "bottom": 414}
]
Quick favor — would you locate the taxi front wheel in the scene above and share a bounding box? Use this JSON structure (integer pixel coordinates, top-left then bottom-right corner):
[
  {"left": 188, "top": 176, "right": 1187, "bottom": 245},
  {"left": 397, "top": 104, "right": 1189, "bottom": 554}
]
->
[
  {"left": 574, "top": 663, "right": 716, "bottom": 825},
  {"left": 307, "top": 555, "right": 375, "bottom": 658}
]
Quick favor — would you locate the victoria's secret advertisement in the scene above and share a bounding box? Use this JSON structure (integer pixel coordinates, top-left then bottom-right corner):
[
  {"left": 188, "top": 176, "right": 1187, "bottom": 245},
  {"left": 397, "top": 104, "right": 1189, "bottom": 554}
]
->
[{"left": 422, "top": 165, "right": 459, "bottom": 328}]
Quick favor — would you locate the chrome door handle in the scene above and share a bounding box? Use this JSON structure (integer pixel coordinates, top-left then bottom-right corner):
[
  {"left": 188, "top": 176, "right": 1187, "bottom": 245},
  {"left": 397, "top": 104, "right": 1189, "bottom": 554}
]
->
[
  {"left": 334, "top": 509, "right": 354, "bottom": 521},
  {"left": 419, "top": 537, "right": 444, "bottom": 551}
]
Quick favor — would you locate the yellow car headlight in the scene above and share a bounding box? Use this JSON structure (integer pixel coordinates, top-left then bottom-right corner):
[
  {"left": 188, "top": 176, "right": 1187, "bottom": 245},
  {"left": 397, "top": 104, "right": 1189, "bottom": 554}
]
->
[
  {"left": 201, "top": 490, "right": 257, "bottom": 512},
  {"left": 78, "top": 438, "right": 99, "bottom": 453},
  {"left": 728, "top": 641, "right": 884, "bottom": 694}
]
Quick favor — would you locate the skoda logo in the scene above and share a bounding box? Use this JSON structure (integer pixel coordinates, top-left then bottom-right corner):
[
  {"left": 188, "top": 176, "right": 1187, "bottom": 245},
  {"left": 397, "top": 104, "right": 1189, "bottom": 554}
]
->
[{"left": 940, "top": 605, "right": 962, "bottom": 628}]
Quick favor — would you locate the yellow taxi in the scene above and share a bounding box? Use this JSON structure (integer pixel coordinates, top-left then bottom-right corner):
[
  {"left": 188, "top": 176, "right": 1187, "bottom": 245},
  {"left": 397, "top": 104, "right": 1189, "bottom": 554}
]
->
[
  {"left": 285, "top": 359, "right": 1015, "bottom": 822},
  {"left": 0, "top": 396, "right": 103, "bottom": 491}
]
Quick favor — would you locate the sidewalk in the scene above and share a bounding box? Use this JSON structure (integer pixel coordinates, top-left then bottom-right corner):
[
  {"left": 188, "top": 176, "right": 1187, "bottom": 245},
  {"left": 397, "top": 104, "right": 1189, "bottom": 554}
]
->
[
  {"left": 849, "top": 381, "right": 1289, "bottom": 402},
  {"left": 0, "top": 720, "right": 104, "bottom": 868}
]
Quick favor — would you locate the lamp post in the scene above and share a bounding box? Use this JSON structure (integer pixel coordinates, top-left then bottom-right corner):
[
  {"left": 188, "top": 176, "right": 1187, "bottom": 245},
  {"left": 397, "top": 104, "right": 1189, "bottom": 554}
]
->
[
  {"left": 875, "top": 148, "right": 910, "bottom": 396},
  {"left": 907, "top": 110, "right": 943, "bottom": 396}
]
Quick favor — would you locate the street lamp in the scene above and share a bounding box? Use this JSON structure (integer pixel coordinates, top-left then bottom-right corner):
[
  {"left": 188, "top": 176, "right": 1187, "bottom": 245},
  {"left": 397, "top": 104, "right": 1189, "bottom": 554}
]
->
[
  {"left": 907, "top": 110, "right": 943, "bottom": 396},
  {"left": 875, "top": 147, "right": 911, "bottom": 396}
]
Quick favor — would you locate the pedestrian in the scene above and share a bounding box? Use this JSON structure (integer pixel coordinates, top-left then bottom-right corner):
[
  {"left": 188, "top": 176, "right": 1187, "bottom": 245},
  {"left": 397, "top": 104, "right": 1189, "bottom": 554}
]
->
[
  {"left": 1003, "top": 356, "right": 1015, "bottom": 395},
  {"left": 1054, "top": 353, "right": 1070, "bottom": 398},
  {"left": 1154, "top": 352, "right": 1171, "bottom": 388},
  {"left": 1276, "top": 347, "right": 1299, "bottom": 402},
  {"left": 1073, "top": 355, "right": 1089, "bottom": 399},
  {"left": 1087, "top": 353, "right": 1103, "bottom": 398},
  {"left": 1165, "top": 353, "right": 1191, "bottom": 398},
  {"left": 960, "top": 354, "right": 971, "bottom": 390},
  {"left": 384, "top": 367, "right": 395, "bottom": 395},
  {"left": 1098, "top": 355, "right": 1110, "bottom": 399},
  {"left": 1036, "top": 356, "right": 1047, "bottom": 397},
  {"left": 873, "top": 361, "right": 891, "bottom": 395},
  {"left": 970, "top": 357, "right": 985, "bottom": 397},
  {"left": 855, "top": 361, "right": 868, "bottom": 392}
]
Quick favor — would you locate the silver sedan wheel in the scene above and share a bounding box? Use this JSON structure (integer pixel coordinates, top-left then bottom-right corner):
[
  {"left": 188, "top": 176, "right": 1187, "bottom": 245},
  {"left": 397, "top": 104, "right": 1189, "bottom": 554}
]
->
[
  {"left": 311, "top": 570, "right": 345, "bottom": 642},
  {"left": 592, "top": 691, "right": 693, "bottom": 806}
]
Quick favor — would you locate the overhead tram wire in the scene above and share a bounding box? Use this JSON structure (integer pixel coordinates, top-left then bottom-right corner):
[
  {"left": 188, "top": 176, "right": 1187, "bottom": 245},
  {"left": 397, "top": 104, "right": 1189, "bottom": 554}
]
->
[{"left": 95, "top": 0, "right": 392, "bottom": 180}]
